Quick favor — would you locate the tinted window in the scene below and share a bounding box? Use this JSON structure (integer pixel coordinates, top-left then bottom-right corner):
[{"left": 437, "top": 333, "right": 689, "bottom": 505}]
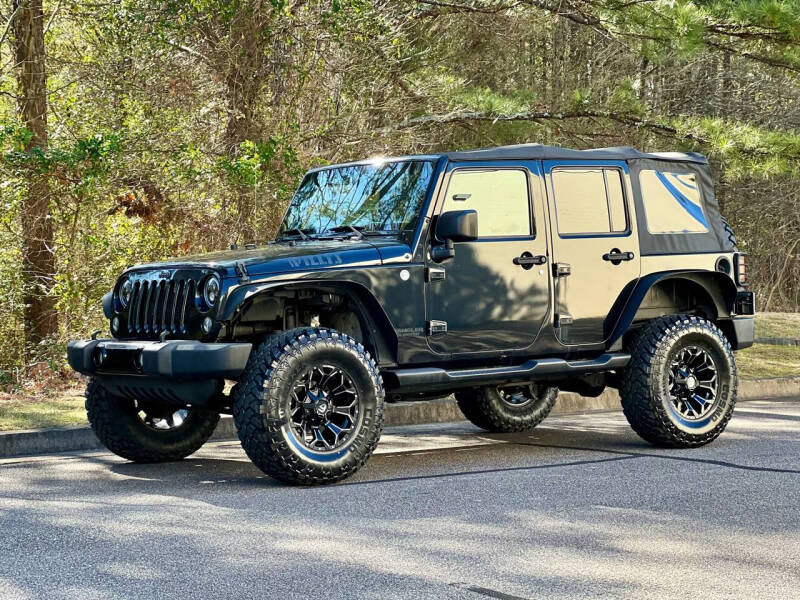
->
[
  {"left": 281, "top": 160, "right": 434, "bottom": 236},
  {"left": 443, "top": 169, "right": 531, "bottom": 237},
  {"left": 551, "top": 168, "right": 628, "bottom": 236},
  {"left": 639, "top": 170, "right": 709, "bottom": 234}
]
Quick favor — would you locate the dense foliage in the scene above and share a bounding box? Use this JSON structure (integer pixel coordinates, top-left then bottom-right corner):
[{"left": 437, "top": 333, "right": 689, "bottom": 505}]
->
[{"left": 1, "top": 0, "right": 799, "bottom": 381}]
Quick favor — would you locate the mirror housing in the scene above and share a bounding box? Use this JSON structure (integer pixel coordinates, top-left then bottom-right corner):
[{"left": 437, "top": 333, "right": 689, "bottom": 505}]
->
[
  {"left": 436, "top": 210, "right": 478, "bottom": 242},
  {"left": 430, "top": 210, "right": 478, "bottom": 262}
]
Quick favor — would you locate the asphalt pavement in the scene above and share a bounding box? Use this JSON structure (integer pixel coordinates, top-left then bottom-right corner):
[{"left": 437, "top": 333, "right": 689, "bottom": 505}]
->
[{"left": 1, "top": 399, "right": 799, "bottom": 600}]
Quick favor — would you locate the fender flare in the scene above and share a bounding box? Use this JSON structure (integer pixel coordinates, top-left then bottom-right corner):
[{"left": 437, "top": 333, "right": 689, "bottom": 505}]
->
[
  {"left": 606, "top": 270, "right": 738, "bottom": 348},
  {"left": 218, "top": 279, "right": 399, "bottom": 365}
]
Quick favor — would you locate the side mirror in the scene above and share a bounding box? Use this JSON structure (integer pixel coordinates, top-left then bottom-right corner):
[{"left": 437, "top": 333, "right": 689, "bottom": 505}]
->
[
  {"left": 436, "top": 210, "right": 478, "bottom": 242},
  {"left": 431, "top": 210, "right": 478, "bottom": 262}
]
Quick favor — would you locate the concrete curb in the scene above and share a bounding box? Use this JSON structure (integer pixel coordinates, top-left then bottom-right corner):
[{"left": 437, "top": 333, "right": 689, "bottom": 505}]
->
[{"left": 2, "top": 377, "right": 798, "bottom": 459}]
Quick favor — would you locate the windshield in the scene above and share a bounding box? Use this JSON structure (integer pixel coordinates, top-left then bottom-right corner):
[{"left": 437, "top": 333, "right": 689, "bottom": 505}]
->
[{"left": 279, "top": 160, "right": 435, "bottom": 239}]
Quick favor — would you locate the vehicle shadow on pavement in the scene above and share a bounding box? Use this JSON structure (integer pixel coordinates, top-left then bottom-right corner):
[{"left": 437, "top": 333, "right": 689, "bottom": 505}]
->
[
  {"left": 99, "top": 409, "right": 800, "bottom": 497},
  {"left": 107, "top": 456, "right": 282, "bottom": 488}
]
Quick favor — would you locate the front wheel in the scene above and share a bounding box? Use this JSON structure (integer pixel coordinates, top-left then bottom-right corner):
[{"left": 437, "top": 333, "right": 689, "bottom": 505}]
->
[
  {"left": 85, "top": 381, "right": 220, "bottom": 462},
  {"left": 455, "top": 383, "right": 558, "bottom": 432},
  {"left": 620, "top": 315, "right": 737, "bottom": 447},
  {"left": 233, "top": 328, "right": 385, "bottom": 485}
]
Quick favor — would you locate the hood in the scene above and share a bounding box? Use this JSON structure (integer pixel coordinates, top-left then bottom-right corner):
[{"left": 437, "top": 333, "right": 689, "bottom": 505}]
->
[{"left": 125, "top": 239, "right": 412, "bottom": 279}]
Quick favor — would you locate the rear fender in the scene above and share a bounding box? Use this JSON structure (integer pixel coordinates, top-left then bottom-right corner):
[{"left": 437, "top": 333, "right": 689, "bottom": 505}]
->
[{"left": 607, "top": 270, "right": 738, "bottom": 348}]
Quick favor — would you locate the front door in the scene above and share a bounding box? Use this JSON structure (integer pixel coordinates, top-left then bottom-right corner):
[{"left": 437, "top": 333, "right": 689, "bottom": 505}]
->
[
  {"left": 543, "top": 160, "right": 641, "bottom": 345},
  {"left": 425, "top": 162, "right": 551, "bottom": 356}
]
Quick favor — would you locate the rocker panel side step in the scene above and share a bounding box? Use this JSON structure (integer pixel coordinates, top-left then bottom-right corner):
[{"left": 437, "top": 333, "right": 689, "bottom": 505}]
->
[{"left": 382, "top": 353, "right": 630, "bottom": 393}]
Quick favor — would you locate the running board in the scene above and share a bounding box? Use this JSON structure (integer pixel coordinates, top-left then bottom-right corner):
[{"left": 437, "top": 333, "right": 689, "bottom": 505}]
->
[{"left": 382, "top": 353, "right": 630, "bottom": 393}]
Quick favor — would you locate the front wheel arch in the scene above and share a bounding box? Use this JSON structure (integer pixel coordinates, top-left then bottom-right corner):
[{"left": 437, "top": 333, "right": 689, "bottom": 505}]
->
[{"left": 224, "top": 280, "right": 399, "bottom": 365}]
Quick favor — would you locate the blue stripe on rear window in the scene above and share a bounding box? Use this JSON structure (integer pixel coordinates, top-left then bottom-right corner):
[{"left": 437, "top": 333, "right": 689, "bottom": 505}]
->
[{"left": 654, "top": 171, "right": 708, "bottom": 228}]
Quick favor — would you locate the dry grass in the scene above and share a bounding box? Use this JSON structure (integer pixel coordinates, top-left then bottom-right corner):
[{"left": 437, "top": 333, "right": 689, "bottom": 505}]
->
[
  {"left": 736, "top": 343, "right": 800, "bottom": 379},
  {"left": 0, "top": 389, "right": 85, "bottom": 431},
  {"left": 0, "top": 380, "right": 86, "bottom": 432},
  {"left": 756, "top": 312, "right": 800, "bottom": 339}
]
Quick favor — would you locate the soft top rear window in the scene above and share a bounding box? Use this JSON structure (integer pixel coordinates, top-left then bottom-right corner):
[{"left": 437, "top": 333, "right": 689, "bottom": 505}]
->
[{"left": 639, "top": 170, "right": 709, "bottom": 234}]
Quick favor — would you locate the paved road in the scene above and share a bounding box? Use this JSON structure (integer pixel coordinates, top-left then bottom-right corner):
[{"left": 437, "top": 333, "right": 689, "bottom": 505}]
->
[{"left": 1, "top": 399, "right": 799, "bottom": 600}]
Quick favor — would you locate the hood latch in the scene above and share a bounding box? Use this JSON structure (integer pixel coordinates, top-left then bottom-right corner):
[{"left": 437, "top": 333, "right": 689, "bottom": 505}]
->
[{"left": 235, "top": 260, "right": 250, "bottom": 283}]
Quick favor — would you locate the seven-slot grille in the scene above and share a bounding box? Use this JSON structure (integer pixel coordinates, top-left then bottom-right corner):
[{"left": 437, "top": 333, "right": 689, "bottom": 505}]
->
[{"left": 126, "top": 275, "right": 197, "bottom": 337}]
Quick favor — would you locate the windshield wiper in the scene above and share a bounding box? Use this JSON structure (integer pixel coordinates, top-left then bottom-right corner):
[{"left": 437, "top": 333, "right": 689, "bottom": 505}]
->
[
  {"left": 360, "top": 229, "right": 405, "bottom": 237},
  {"left": 278, "top": 228, "right": 313, "bottom": 240},
  {"left": 326, "top": 225, "right": 365, "bottom": 239}
]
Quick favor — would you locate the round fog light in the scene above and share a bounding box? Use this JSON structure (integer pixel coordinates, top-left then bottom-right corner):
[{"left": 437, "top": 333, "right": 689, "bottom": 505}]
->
[{"left": 202, "top": 317, "right": 213, "bottom": 335}]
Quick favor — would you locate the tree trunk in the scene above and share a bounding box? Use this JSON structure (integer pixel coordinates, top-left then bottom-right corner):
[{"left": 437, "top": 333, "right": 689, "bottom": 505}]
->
[
  {"left": 11, "top": 0, "right": 56, "bottom": 357},
  {"left": 220, "top": 1, "right": 271, "bottom": 243}
]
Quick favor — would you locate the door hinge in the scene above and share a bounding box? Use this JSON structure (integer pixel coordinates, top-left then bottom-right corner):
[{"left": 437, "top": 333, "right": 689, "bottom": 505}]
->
[
  {"left": 426, "top": 320, "right": 447, "bottom": 335},
  {"left": 555, "top": 313, "right": 573, "bottom": 328},
  {"left": 553, "top": 262, "right": 571, "bottom": 278},
  {"left": 425, "top": 267, "right": 446, "bottom": 282}
]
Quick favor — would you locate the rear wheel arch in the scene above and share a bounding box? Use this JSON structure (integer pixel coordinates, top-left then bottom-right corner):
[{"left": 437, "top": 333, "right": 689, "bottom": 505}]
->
[{"left": 609, "top": 270, "right": 738, "bottom": 348}]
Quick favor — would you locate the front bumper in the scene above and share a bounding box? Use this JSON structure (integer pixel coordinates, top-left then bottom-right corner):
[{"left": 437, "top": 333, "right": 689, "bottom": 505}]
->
[{"left": 67, "top": 339, "right": 252, "bottom": 380}]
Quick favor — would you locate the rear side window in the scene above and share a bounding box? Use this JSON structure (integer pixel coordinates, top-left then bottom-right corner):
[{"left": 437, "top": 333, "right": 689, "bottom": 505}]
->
[
  {"left": 443, "top": 169, "right": 531, "bottom": 238},
  {"left": 639, "top": 170, "right": 709, "bottom": 234},
  {"left": 551, "top": 168, "right": 628, "bottom": 236}
]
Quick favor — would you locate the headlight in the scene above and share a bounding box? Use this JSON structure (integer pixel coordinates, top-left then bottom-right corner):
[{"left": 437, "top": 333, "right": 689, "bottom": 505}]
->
[
  {"left": 203, "top": 276, "right": 220, "bottom": 307},
  {"left": 119, "top": 279, "right": 133, "bottom": 307}
]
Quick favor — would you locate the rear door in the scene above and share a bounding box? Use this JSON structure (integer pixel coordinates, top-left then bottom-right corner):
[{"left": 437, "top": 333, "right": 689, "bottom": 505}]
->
[{"left": 543, "top": 160, "right": 640, "bottom": 346}]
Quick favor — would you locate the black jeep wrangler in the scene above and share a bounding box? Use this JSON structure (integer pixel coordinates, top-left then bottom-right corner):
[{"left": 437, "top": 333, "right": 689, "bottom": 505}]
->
[{"left": 68, "top": 144, "right": 755, "bottom": 484}]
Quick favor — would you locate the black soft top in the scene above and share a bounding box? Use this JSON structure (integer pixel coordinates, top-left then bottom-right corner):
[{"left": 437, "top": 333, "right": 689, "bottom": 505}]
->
[
  {"left": 444, "top": 143, "right": 708, "bottom": 164},
  {"left": 442, "top": 143, "right": 732, "bottom": 256}
]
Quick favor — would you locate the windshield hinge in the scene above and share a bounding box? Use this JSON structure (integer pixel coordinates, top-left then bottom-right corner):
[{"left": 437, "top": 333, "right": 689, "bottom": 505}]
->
[
  {"left": 426, "top": 320, "right": 447, "bottom": 335},
  {"left": 235, "top": 261, "right": 250, "bottom": 283}
]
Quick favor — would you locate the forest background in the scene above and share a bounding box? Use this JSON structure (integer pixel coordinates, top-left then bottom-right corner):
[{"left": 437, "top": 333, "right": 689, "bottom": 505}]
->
[{"left": 2, "top": 0, "right": 799, "bottom": 385}]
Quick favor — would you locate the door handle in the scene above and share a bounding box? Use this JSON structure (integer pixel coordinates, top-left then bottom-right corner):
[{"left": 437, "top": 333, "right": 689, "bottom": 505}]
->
[
  {"left": 603, "top": 249, "right": 635, "bottom": 264},
  {"left": 513, "top": 252, "right": 547, "bottom": 270}
]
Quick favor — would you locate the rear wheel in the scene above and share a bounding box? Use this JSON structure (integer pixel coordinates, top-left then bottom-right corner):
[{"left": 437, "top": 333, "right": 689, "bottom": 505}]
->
[
  {"left": 85, "top": 381, "right": 220, "bottom": 462},
  {"left": 620, "top": 315, "right": 737, "bottom": 447},
  {"left": 455, "top": 383, "right": 558, "bottom": 432}
]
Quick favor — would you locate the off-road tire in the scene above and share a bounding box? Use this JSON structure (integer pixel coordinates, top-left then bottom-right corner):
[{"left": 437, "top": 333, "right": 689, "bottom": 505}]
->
[
  {"left": 620, "top": 315, "right": 737, "bottom": 448},
  {"left": 233, "top": 327, "right": 384, "bottom": 485},
  {"left": 455, "top": 383, "right": 558, "bottom": 432},
  {"left": 85, "top": 381, "right": 220, "bottom": 462}
]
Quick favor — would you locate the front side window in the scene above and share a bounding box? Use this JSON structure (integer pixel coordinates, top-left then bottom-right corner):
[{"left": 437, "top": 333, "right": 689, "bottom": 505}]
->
[
  {"left": 639, "top": 170, "right": 709, "bottom": 234},
  {"left": 280, "top": 160, "right": 435, "bottom": 238},
  {"left": 551, "top": 167, "right": 628, "bottom": 236},
  {"left": 442, "top": 169, "right": 531, "bottom": 238}
]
